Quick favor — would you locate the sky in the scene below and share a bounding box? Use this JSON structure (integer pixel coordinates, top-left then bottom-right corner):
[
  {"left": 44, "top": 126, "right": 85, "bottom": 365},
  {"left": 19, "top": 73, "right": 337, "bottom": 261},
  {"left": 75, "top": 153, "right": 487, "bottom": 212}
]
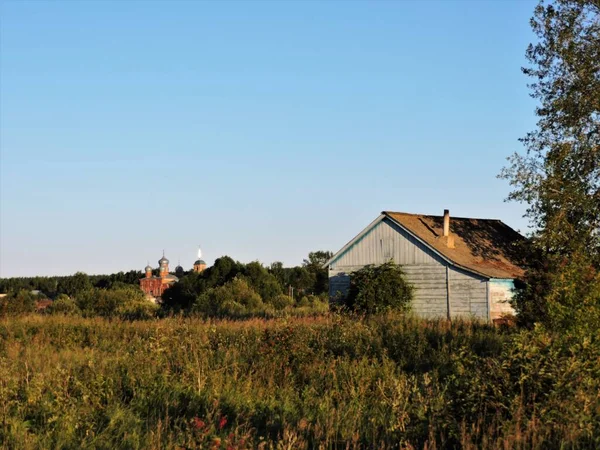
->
[{"left": 0, "top": 0, "right": 539, "bottom": 277}]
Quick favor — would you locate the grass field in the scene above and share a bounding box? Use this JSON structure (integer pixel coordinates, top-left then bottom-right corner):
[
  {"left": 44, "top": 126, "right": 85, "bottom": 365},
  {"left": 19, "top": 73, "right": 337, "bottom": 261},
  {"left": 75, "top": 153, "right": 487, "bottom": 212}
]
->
[{"left": 1, "top": 313, "right": 598, "bottom": 449}]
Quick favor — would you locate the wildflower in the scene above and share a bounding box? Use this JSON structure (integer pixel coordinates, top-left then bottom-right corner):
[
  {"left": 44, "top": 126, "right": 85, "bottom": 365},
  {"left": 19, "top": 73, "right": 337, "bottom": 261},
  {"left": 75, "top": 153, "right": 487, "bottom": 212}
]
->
[
  {"left": 191, "top": 417, "right": 206, "bottom": 430},
  {"left": 219, "top": 416, "right": 228, "bottom": 429},
  {"left": 298, "top": 418, "right": 308, "bottom": 430}
]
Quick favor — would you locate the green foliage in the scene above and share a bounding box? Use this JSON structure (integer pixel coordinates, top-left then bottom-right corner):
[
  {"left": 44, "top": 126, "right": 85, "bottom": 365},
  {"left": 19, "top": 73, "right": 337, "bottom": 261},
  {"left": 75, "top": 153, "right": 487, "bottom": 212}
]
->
[
  {"left": 302, "top": 250, "right": 333, "bottom": 294},
  {"left": 194, "top": 277, "right": 264, "bottom": 317},
  {"left": 49, "top": 295, "right": 81, "bottom": 316},
  {"left": 117, "top": 299, "right": 159, "bottom": 321},
  {"left": 74, "top": 285, "right": 151, "bottom": 319},
  {"left": 1, "top": 314, "right": 598, "bottom": 448},
  {"left": 0, "top": 270, "right": 143, "bottom": 297},
  {"left": 0, "top": 251, "right": 333, "bottom": 320},
  {"left": 161, "top": 272, "right": 203, "bottom": 312},
  {"left": 242, "top": 261, "right": 282, "bottom": 301},
  {"left": 160, "top": 252, "right": 331, "bottom": 315},
  {"left": 269, "top": 294, "right": 294, "bottom": 310},
  {"left": 0, "top": 290, "right": 36, "bottom": 317},
  {"left": 500, "top": 0, "right": 600, "bottom": 329},
  {"left": 268, "top": 251, "right": 332, "bottom": 298},
  {"left": 56, "top": 272, "right": 93, "bottom": 297},
  {"left": 346, "top": 261, "right": 414, "bottom": 314}
]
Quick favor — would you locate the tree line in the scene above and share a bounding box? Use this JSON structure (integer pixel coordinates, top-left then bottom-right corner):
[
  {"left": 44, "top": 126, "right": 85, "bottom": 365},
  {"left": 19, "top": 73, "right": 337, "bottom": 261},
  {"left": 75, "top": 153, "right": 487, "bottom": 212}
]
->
[{"left": 0, "top": 251, "right": 334, "bottom": 319}]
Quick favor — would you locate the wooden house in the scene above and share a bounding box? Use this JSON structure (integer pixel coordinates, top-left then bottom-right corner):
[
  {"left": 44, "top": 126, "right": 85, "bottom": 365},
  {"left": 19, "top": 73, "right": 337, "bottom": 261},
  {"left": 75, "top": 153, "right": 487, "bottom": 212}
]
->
[{"left": 324, "top": 210, "right": 525, "bottom": 321}]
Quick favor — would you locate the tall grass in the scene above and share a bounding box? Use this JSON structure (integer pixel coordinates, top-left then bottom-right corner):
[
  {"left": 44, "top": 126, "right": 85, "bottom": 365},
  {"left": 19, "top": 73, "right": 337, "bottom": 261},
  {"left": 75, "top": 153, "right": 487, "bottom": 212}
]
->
[{"left": 1, "top": 313, "right": 598, "bottom": 449}]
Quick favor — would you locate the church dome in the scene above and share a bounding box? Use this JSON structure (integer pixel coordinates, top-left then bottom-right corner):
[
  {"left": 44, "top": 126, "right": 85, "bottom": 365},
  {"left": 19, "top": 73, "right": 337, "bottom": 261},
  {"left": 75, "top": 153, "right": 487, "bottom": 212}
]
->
[
  {"left": 158, "top": 256, "right": 169, "bottom": 265},
  {"left": 194, "top": 259, "right": 206, "bottom": 266},
  {"left": 175, "top": 264, "right": 184, "bottom": 272},
  {"left": 145, "top": 264, "right": 153, "bottom": 272}
]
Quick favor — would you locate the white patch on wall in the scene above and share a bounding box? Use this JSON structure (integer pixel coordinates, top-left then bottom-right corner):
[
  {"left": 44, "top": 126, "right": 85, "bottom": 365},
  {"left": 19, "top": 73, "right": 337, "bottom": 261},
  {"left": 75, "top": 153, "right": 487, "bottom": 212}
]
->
[{"left": 489, "top": 279, "right": 516, "bottom": 320}]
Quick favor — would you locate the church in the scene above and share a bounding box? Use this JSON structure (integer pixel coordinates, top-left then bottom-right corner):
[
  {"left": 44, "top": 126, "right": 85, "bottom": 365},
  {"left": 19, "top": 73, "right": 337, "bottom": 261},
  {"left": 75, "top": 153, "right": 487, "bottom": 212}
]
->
[
  {"left": 140, "top": 247, "right": 207, "bottom": 298},
  {"left": 139, "top": 253, "right": 179, "bottom": 298}
]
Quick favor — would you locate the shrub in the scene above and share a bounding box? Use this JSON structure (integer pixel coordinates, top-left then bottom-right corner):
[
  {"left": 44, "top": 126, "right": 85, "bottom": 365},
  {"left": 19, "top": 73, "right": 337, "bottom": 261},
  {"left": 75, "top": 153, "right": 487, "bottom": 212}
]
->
[
  {"left": 74, "top": 286, "right": 149, "bottom": 318},
  {"left": 0, "top": 290, "right": 36, "bottom": 316},
  {"left": 297, "top": 296, "right": 311, "bottom": 307},
  {"left": 49, "top": 295, "right": 81, "bottom": 316},
  {"left": 118, "top": 300, "right": 159, "bottom": 320},
  {"left": 193, "top": 277, "right": 264, "bottom": 317},
  {"left": 346, "top": 261, "right": 413, "bottom": 314},
  {"left": 269, "top": 294, "right": 294, "bottom": 310}
]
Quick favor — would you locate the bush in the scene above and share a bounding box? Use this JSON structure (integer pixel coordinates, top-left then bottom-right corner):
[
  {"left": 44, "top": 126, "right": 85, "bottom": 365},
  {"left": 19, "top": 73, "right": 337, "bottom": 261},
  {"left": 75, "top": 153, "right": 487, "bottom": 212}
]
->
[
  {"left": 0, "top": 290, "right": 36, "bottom": 317},
  {"left": 118, "top": 300, "right": 159, "bottom": 320},
  {"left": 193, "top": 277, "right": 264, "bottom": 317},
  {"left": 49, "top": 295, "right": 81, "bottom": 316},
  {"left": 74, "top": 286, "right": 150, "bottom": 318},
  {"left": 346, "top": 261, "right": 413, "bottom": 314},
  {"left": 269, "top": 294, "right": 294, "bottom": 310}
]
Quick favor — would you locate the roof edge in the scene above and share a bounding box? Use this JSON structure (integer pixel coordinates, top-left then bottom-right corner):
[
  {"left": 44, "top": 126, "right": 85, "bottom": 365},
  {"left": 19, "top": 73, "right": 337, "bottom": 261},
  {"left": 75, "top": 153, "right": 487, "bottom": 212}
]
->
[
  {"left": 382, "top": 210, "right": 505, "bottom": 223},
  {"left": 322, "top": 214, "right": 387, "bottom": 269},
  {"left": 324, "top": 211, "right": 519, "bottom": 280}
]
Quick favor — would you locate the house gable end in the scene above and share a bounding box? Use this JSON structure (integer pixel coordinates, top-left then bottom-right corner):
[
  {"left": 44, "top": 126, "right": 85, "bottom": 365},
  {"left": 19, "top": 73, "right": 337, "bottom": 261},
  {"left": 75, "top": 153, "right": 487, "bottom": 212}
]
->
[{"left": 329, "top": 217, "right": 447, "bottom": 269}]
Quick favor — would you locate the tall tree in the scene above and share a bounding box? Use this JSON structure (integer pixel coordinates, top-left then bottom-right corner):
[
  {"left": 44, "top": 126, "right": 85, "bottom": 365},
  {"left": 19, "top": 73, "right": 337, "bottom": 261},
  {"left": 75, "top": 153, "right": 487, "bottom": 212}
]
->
[
  {"left": 501, "top": 0, "right": 600, "bottom": 328},
  {"left": 302, "top": 251, "right": 333, "bottom": 295}
]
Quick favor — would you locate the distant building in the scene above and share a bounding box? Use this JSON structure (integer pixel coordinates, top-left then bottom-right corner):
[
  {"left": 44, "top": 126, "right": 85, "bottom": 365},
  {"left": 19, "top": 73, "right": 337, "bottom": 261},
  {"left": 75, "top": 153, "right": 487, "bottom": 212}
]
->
[
  {"left": 193, "top": 246, "right": 207, "bottom": 273},
  {"left": 193, "top": 259, "right": 207, "bottom": 273},
  {"left": 324, "top": 210, "right": 525, "bottom": 322},
  {"left": 139, "top": 253, "right": 179, "bottom": 299}
]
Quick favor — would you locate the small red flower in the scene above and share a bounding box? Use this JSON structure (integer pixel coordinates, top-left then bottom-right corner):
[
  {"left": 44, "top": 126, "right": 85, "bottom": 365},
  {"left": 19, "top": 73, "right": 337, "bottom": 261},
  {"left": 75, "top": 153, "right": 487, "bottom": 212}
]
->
[
  {"left": 191, "top": 417, "right": 206, "bottom": 430},
  {"left": 218, "top": 416, "right": 228, "bottom": 430}
]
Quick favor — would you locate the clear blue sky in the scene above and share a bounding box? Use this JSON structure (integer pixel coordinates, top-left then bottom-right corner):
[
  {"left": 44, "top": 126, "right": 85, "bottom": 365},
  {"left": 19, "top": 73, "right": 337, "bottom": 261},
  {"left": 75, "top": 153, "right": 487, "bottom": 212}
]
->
[{"left": 1, "top": 0, "right": 538, "bottom": 277}]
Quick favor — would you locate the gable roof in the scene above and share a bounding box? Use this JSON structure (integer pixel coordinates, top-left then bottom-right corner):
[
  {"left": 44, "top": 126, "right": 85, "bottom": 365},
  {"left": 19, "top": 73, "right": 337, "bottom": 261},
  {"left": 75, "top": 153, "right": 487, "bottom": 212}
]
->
[{"left": 326, "top": 211, "right": 526, "bottom": 279}]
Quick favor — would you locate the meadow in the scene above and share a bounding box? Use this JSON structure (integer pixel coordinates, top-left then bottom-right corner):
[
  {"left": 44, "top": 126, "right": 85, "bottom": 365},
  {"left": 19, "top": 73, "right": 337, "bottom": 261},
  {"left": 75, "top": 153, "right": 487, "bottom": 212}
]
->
[{"left": 1, "top": 313, "right": 598, "bottom": 449}]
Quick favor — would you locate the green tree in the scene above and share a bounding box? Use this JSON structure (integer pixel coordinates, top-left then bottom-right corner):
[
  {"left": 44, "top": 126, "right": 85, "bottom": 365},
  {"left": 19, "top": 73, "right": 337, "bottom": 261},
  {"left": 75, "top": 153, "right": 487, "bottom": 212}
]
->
[
  {"left": 74, "top": 285, "right": 148, "bottom": 318},
  {"left": 287, "top": 267, "right": 316, "bottom": 295},
  {"left": 500, "top": 0, "right": 600, "bottom": 329},
  {"left": 161, "top": 273, "right": 204, "bottom": 312},
  {"left": 57, "top": 272, "right": 93, "bottom": 297},
  {"left": 302, "top": 250, "right": 333, "bottom": 295},
  {"left": 0, "top": 290, "right": 37, "bottom": 316},
  {"left": 346, "top": 262, "right": 413, "bottom": 314},
  {"left": 204, "top": 256, "right": 242, "bottom": 288},
  {"left": 194, "top": 277, "right": 263, "bottom": 317},
  {"left": 50, "top": 294, "right": 81, "bottom": 316},
  {"left": 269, "top": 261, "right": 287, "bottom": 288},
  {"left": 242, "top": 261, "right": 282, "bottom": 302}
]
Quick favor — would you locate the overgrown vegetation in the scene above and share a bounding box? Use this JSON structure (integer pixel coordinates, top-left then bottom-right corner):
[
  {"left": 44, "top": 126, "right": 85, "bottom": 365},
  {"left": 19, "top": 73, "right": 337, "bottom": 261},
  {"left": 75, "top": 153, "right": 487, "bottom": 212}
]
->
[
  {"left": 0, "top": 1, "right": 598, "bottom": 448},
  {"left": 1, "top": 314, "right": 598, "bottom": 449},
  {"left": 346, "top": 261, "right": 413, "bottom": 314},
  {"left": 500, "top": 0, "right": 600, "bottom": 331}
]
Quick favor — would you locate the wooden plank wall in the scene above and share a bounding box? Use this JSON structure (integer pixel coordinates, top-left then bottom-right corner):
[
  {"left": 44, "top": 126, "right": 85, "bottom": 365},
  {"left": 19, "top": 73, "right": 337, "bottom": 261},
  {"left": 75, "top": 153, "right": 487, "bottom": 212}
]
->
[
  {"left": 448, "top": 266, "right": 488, "bottom": 319},
  {"left": 329, "top": 265, "right": 448, "bottom": 317},
  {"left": 331, "top": 218, "right": 440, "bottom": 269},
  {"left": 404, "top": 265, "right": 448, "bottom": 318},
  {"left": 328, "top": 218, "right": 492, "bottom": 321}
]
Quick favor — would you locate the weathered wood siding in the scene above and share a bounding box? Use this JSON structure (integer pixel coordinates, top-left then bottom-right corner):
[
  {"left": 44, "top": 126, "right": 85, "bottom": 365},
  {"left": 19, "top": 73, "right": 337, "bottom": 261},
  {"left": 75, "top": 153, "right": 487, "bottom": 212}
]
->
[
  {"left": 489, "top": 279, "right": 516, "bottom": 320},
  {"left": 328, "top": 217, "right": 491, "bottom": 320},
  {"left": 329, "top": 264, "right": 448, "bottom": 317},
  {"left": 448, "top": 266, "right": 488, "bottom": 319},
  {"left": 330, "top": 218, "right": 440, "bottom": 269},
  {"left": 404, "top": 265, "right": 448, "bottom": 318}
]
